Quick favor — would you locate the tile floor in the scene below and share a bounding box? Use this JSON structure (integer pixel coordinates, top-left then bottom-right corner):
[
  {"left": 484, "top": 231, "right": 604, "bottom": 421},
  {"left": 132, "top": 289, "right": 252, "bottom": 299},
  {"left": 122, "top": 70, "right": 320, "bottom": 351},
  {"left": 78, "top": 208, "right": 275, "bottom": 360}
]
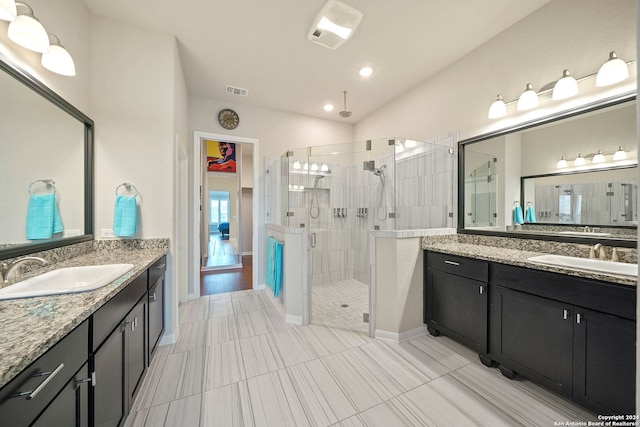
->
[
  {"left": 124, "top": 289, "right": 597, "bottom": 427},
  {"left": 311, "top": 279, "right": 369, "bottom": 334}
]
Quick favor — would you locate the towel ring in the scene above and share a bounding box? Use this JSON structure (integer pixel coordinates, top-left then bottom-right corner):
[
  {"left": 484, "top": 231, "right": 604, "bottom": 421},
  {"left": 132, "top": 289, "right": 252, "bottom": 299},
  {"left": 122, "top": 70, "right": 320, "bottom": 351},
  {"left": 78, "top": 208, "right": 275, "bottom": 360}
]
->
[
  {"left": 116, "top": 182, "right": 139, "bottom": 197},
  {"left": 29, "top": 179, "right": 56, "bottom": 195}
]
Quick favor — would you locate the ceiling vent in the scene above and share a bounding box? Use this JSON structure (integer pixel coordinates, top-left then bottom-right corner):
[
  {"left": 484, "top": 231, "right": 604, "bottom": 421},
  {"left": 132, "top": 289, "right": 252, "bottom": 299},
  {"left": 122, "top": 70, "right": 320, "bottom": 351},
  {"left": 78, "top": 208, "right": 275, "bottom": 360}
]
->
[
  {"left": 307, "top": 0, "right": 363, "bottom": 50},
  {"left": 226, "top": 85, "right": 249, "bottom": 97}
]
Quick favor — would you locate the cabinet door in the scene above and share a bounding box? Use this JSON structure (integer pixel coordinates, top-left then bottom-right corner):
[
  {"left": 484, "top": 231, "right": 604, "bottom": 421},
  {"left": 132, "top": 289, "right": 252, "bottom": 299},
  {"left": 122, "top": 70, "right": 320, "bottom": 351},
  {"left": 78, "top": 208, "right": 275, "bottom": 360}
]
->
[
  {"left": 426, "top": 268, "right": 488, "bottom": 353},
  {"left": 493, "top": 286, "right": 573, "bottom": 395},
  {"left": 93, "top": 326, "right": 125, "bottom": 427},
  {"left": 573, "top": 308, "right": 636, "bottom": 415},
  {"left": 149, "top": 279, "right": 165, "bottom": 362},
  {"left": 127, "top": 297, "right": 147, "bottom": 410},
  {"left": 33, "top": 363, "right": 90, "bottom": 427}
]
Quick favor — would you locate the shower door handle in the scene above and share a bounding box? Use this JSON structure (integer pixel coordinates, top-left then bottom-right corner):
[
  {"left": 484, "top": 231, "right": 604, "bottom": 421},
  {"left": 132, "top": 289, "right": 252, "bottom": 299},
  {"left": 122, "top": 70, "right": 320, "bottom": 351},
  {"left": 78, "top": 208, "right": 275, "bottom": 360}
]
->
[{"left": 311, "top": 233, "right": 317, "bottom": 248}]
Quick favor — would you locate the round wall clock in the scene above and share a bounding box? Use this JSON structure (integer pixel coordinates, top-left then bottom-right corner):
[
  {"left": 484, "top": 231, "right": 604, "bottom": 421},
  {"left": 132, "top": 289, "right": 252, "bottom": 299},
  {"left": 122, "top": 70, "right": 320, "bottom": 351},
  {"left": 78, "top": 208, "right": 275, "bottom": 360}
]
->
[{"left": 218, "top": 108, "right": 240, "bottom": 130}]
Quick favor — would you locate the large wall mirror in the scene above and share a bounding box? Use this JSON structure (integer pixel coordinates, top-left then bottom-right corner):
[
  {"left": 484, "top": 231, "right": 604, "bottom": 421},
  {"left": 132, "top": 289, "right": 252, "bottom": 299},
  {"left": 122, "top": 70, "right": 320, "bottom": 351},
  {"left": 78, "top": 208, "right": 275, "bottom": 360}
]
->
[
  {"left": 459, "top": 94, "right": 637, "bottom": 247},
  {"left": 0, "top": 54, "right": 93, "bottom": 260}
]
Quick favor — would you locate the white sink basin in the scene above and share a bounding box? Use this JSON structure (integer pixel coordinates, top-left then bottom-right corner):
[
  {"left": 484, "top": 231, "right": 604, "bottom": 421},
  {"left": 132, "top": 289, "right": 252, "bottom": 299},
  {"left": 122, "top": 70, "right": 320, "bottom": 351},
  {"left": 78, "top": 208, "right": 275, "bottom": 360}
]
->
[
  {"left": 528, "top": 255, "right": 637, "bottom": 277},
  {"left": 0, "top": 264, "right": 135, "bottom": 301},
  {"left": 558, "top": 231, "right": 612, "bottom": 237}
]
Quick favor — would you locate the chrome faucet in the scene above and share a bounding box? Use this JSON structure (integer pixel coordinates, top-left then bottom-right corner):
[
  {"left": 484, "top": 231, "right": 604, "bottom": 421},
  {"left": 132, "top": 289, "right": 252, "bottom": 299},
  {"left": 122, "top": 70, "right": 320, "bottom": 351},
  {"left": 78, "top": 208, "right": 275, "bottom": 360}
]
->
[
  {"left": 583, "top": 226, "right": 591, "bottom": 233},
  {"left": 589, "top": 243, "right": 607, "bottom": 260},
  {"left": 0, "top": 256, "right": 48, "bottom": 285}
]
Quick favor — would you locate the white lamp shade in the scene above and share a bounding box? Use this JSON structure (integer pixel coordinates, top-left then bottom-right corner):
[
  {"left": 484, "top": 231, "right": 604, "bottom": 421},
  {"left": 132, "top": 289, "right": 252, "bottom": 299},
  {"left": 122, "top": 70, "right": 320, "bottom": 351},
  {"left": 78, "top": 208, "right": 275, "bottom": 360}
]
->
[
  {"left": 574, "top": 154, "right": 586, "bottom": 166},
  {"left": 0, "top": 0, "right": 16, "bottom": 21},
  {"left": 41, "top": 44, "right": 76, "bottom": 76},
  {"left": 592, "top": 150, "right": 605, "bottom": 163},
  {"left": 8, "top": 14, "right": 49, "bottom": 53},
  {"left": 552, "top": 70, "right": 579, "bottom": 100},
  {"left": 596, "top": 51, "right": 629, "bottom": 87},
  {"left": 556, "top": 157, "right": 568, "bottom": 168},
  {"left": 293, "top": 160, "right": 301, "bottom": 169},
  {"left": 488, "top": 94, "right": 506, "bottom": 119},
  {"left": 517, "top": 83, "right": 538, "bottom": 111},
  {"left": 613, "top": 147, "right": 627, "bottom": 161}
]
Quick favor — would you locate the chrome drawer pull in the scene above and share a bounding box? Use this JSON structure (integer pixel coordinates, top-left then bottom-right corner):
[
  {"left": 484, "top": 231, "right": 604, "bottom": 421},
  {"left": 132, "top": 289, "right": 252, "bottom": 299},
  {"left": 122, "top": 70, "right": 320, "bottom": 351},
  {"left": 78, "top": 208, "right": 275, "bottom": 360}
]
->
[
  {"left": 151, "top": 292, "right": 157, "bottom": 301},
  {"left": 576, "top": 313, "right": 582, "bottom": 324},
  {"left": 11, "top": 363, "right": 64, "bottom": 400},
  {"left": 444, "top": 260, "right": 460, "bottom": 266},
  {"left": 479, "top": 286, "right": 484, "bottom": 295},
  {"left": 155, "top": 264, "right": 166, "bottom": 269},
  {"left": 74, "top": 372, "right": 96, "bottom": 389},
  {"left": 563, "top": 309, "right": 569, "bottom": 320}
]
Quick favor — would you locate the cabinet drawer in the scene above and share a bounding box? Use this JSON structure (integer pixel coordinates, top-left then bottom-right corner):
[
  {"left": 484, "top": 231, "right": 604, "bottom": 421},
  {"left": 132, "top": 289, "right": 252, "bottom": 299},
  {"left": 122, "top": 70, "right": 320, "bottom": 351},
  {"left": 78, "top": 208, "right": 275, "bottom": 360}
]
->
[
  {"left": 148, "top": 256, "right": 166, "bottom": 289},
  {"left": 426, "top": 251, "right": 488, "bottom": 282},
  {"left": 92, "top": 272, "right": 148, "bottom": 350},
  {"left": 492, "top": 263, "right": 636, "bottom": 320},
  {"left": 0, "top": 321, "right": 89, "bottom": 427}
]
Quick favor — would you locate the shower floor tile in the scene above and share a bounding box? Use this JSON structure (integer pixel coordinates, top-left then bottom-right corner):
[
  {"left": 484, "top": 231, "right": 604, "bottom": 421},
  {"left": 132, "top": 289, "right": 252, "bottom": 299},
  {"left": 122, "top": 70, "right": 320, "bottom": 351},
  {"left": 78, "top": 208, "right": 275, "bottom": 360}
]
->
[{"left": 311, "top": 279, "right": 369, "bottom": 334}]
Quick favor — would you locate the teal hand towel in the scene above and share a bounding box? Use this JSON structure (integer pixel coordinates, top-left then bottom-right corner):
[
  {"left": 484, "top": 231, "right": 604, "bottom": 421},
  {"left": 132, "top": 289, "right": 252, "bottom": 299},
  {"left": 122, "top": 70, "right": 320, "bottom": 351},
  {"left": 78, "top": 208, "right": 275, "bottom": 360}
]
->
[
  {"left": 513, "top": 205, "right": 524, "bottom": 225},
  {"left": 26, "top": 193, "right": 63, "bottom": 240},
  {"left": 113, "top": 195, "right": 137, "bottom": 237},
  {"left": 525, "top": 206, "right": 536, "bottom": 223}
]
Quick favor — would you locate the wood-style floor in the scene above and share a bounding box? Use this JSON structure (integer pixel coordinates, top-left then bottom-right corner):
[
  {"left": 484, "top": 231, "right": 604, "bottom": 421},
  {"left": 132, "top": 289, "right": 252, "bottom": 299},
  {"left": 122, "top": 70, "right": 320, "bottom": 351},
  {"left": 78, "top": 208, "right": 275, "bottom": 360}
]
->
[
  {"left": 201, "top": 255, "right": 252, "bottom": 295},
  {"left": 124, "top": 290, "right": 597, "bottom": 427}
]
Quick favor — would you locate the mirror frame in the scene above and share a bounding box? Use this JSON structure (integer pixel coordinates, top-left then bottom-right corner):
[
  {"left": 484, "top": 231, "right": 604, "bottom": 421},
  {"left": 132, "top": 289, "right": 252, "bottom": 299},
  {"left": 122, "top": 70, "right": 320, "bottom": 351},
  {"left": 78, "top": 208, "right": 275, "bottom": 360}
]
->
[
  {"left": 457, "top": 92, "right": 637, "bottom": 248},
  {"left": 0, "top": 53, "right": 94, "bottom": 260}
]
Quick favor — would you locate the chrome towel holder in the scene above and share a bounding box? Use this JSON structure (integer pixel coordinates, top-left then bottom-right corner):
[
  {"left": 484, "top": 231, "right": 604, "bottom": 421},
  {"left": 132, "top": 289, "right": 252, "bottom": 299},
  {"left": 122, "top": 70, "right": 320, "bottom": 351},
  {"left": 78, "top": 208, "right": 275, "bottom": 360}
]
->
[
  {"left": 115, "top": 182, "right": 139, "bottom": 198},
  {"left": 28, "top": 179, "right": 56, "bottom": 194}
]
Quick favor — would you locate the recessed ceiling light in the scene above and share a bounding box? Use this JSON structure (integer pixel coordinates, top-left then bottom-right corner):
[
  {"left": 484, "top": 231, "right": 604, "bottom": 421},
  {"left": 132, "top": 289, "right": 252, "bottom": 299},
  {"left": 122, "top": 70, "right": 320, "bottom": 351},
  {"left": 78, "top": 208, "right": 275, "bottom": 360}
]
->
[
  {"left": 323, "top": 104, "right": 334, "bottom": 112},
  {"left": 359, "top": 66, "right": 373, "bottom": 77}
]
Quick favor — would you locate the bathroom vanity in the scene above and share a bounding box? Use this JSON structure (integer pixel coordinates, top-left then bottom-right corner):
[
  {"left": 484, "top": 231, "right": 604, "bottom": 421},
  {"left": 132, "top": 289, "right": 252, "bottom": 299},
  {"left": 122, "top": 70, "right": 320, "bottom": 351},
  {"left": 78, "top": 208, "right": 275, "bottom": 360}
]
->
[
  {"left": 0, "top": 246, "right": 166, "bottom": 427},
  {"left": 423, "top": 238, "right": 636, "bottom": 416}
]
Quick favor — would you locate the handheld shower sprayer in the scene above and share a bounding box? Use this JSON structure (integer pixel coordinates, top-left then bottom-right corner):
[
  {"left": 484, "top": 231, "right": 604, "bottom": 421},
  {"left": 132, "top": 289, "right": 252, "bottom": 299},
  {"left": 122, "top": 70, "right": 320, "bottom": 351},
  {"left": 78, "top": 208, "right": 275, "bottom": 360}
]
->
[
  {"left": 373, "top": 165, "right": 387, "bottom": 176},
  {"left": 310, "top": 175, "right": 325, "bottom": 219}
]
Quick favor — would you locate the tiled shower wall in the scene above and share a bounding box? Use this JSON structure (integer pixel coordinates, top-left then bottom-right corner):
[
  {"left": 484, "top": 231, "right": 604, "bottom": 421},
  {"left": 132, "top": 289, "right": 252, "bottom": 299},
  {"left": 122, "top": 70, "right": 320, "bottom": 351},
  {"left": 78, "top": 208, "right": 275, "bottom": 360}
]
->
[
  {"left": 534, "top": 180, "right": 637, "bottom": 225},
  {"left": 266, "top": 133, "right": 457, "bottom": 287}
]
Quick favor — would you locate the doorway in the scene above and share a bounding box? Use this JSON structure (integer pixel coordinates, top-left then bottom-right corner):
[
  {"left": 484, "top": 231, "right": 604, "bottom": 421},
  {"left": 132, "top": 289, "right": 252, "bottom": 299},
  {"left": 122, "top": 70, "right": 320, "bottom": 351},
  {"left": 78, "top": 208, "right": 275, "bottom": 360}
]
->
[{"left": 192, "top": 132, "right": 259, "bottom": 300}]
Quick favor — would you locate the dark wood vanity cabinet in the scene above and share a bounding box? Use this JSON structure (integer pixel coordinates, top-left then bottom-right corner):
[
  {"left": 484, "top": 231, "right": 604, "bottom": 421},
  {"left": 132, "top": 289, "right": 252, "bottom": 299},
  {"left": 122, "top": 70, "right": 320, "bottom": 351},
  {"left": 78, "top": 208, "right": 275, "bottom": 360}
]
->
[
  {"left": 148, "top": 256, "right": 166, "bottom": 362},
  {"left": 424, "top": 250, "right": 636, "bottom": 415},
  {"left": 92, "top": 272, "right": 148, "bottom": 427},
  {"left": 491, "top": 263, "right": 636, "bottom": 415},
  {"left": 0, "top": 321, "right": 90, "bottom": 427},
  {"left": 424, "top": 252, "right": 489, "bottom": 356}
]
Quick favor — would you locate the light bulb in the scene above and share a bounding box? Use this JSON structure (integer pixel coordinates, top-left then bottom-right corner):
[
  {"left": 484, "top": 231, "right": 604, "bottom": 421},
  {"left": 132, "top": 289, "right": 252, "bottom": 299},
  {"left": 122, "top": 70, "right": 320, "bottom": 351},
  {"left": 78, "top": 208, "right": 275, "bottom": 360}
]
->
[
  {"left": 320, "top": 164, "right": 329, "bottom": 172},
  {"left": 556, "top": 156, "right": 568, "bottom": 168},
  {"left": 488, "top": 94, "right": 507, "bottom": 119},
  {"left": 613, "top": 146, "right": 627, "bottom": 161},
  {"left": 592, "top": 150, "right": 605, "bottom": 163},
  {"left": 552, "top": 69, "right": 579, "bottom": 100},
  {"left": 596, "top": 51, "right": 629, "bottom": 87},
  {"left": 517, "top": 83, "right": 538, "bottom": 111},
  {"left": 293, "top": 161, "right": 301, "bottom": 169},
  {"left": 310, "top": 163, "right": 319, "bottom": 171},
  {"left": 574, "top": 153, "right": 586, "bottom": 166}
]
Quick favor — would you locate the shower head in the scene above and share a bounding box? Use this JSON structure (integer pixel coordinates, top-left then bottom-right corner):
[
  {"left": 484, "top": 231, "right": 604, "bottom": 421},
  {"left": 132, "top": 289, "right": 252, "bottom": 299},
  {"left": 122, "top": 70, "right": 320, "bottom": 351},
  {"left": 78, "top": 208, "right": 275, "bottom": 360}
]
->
[{"left": 373, "top": 165, "right": 387, "bottom": 176}]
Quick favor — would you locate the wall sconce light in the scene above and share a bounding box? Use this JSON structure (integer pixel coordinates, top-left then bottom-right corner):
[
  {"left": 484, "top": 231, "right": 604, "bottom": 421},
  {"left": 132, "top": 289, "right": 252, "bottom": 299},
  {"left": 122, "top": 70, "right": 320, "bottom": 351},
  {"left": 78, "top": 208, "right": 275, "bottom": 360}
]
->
[
  {"left": 556, "top": 156, "right": 568, "bottom": 168},
  {"left": 41, "top": 33, "right": 76, "bottom": 76},
  {"left": 596, "top": 51, "right": 629, "bottom": 87},
  {"left": 320, "top": 163, "right": 329, "bottom": 172},
  {"left": 552, "top": 69, "right": 579, "bottom": 100},
  {"left": 488, "top": 94, "right": 507, "bottom": 118},
  {"left": 488, "top": 50, "right": 633, "bottom": 119},
  {"left": 293, "top": 160, "right": 301, "bottom": 170},
  {"left": 557, "top": 148, "right": 630, "bottom": 169},
  {"left": 8, "top": 2, "right": 49, "bottom": 53},
  {"left": 516, "top": 83, "right": 538, "bottom": 111},
  {"left": 613, "top": 146, "right": 628, "bottom": 161},
  {"left": 591, "top": 150, "right": 605, "bottom": 163},
  {"left": 0, "top": 0, "right": 17, "bottom": 21}
]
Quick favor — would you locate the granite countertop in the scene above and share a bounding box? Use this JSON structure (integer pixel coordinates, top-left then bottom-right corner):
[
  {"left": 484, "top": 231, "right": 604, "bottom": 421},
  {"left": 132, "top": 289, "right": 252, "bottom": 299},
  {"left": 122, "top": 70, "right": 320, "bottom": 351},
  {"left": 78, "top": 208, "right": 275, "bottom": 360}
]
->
[
  {"left": 422, "top": 240, "right": 637, "bottom": 287},
  {"left": 0, "top": 246, "right": 167, "bottom": 389}
]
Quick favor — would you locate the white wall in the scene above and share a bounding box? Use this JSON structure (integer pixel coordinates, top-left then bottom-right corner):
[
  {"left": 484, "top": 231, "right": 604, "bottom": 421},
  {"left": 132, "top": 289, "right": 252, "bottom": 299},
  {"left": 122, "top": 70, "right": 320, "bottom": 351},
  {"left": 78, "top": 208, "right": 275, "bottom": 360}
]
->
[
  {"left": 188, "top": 96, "right": 354, "bottom": 288},
  {"left": 90, "top": 16, "right": 187, "bottom": 341},
  {"left": 354, "top": 0, "right": 636, "bottom": 143}
]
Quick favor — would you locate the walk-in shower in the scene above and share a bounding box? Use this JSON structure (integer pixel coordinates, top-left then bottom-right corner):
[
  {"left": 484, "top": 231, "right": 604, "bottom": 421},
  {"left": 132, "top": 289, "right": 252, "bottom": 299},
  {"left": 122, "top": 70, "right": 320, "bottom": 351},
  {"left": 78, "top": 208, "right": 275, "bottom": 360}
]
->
[{"left": 266, "top": 135, "right": 456, "bottom": 334}]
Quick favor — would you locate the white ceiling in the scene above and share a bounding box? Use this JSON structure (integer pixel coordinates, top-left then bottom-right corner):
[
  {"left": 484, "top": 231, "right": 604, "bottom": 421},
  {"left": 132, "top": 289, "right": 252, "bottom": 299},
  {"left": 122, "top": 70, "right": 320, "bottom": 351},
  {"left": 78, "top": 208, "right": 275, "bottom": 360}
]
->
[{"left": 82, "top": 0, "right": 551, "bottom": 123}]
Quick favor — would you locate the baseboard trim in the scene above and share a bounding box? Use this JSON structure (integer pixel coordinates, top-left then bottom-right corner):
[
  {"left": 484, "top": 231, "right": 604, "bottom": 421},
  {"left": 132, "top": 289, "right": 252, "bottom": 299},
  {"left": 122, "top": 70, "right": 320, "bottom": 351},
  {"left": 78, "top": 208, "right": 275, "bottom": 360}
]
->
[
  {"left": 159, "top": 332, "right": 177, "bottom": 346},
  {"left": 375, "top": 325, "right": 427, "bottom": 342},
  {"left": 187, "top": 293, "right": 198, "bottom": 301},
  {"left": 253, "top": 283, "right": 266, "bottom": 290},
  {"left": 285, "top": 314, "right": 303, "bottom": 325}
]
